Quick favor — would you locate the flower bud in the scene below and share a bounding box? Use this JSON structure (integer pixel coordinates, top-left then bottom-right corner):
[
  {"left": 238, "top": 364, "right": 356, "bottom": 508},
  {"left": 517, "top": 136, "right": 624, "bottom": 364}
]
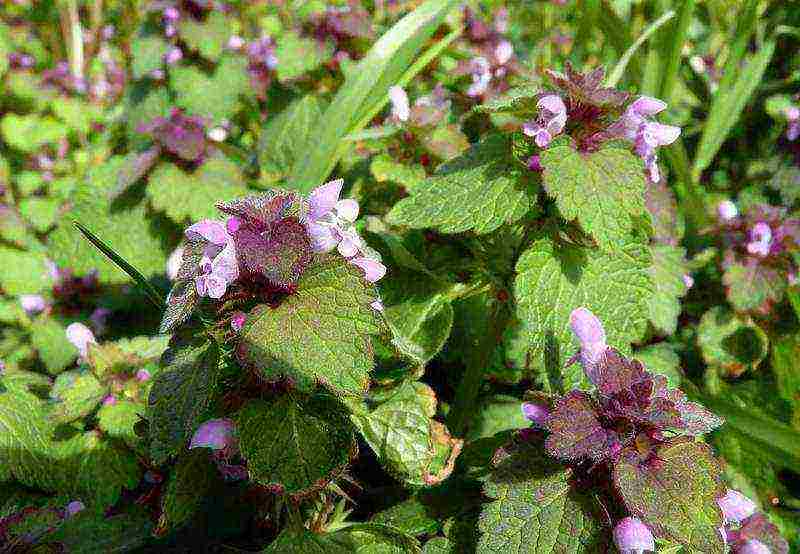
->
[
  {"left": 613, "top": 517, "right": 655, "bottom": 554},
  {"left": 190, "top": 418, "right": 237, "bottom": 453},
  {"left": 19, "top": 294, "right": 46, "bottom": 315},
  {"left": 231, "top": 312, "right": 246, "bottom": 332},
  {"left": 718, "top": 489, "right": 757, "bottom": 524},
  {"left": 103, "top": 395, "right": 117, "bottom": 407},
  {"left": 521, "top": 402, "right": 549, "bottom": 427},
  {"left": 389, "top": 86, "right": 410, "bottom": 122},
  {"left": 136, "top": 369, "right": 151, "bottom": 382},
  {"left": 66, "top": 323, "right": 97, "bottom": 359},
  {"left": 65, "top": 500, "right": 85, "bottom": 517},
  {"left": 682, "top": 274, "right": 695, "bottom": 289}
]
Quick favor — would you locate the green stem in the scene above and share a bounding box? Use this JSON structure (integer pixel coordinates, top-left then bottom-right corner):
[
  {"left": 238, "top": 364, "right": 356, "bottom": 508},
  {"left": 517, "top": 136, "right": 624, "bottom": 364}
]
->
[{"left": 448, "top": 297, "right": 510, "bottom": 437}]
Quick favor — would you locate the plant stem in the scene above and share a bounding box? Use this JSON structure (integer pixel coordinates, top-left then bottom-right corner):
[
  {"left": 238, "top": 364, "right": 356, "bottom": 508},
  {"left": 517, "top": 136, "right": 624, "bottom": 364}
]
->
[
  {"left": 59, "top": 0, "right": 84, "bottom": 84},
  {"left": 448, "top": 295, "right": 510, "bottom": 437}
]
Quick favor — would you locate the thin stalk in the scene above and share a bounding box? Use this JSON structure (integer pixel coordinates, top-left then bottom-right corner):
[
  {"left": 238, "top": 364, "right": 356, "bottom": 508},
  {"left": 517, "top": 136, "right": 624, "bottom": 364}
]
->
[
  {"left": 59, "top": 0, "right": 85, "bottom": 84},
  {"left": 606, "top": 10, "right": 675, "bottom": 88},
  {"left": 660, "top": 0, "right": 696, "bottom": 103}
]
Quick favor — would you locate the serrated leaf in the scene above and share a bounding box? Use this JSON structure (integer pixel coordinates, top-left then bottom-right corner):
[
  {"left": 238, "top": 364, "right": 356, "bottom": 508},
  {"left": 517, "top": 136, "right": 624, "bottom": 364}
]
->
[
  {"left": 258, "top": 95, "right": 327, "bottom": 178},
  {"left": 386, "top": 134, "right": 531, "bottom": 235},
  {"left": 0, "top": 114, "right": 68, "bottom": 153},
  {"left": 147, "top": 158, "right": 249, "bottom": 223},
  {"left": 647, "top": 244, "right": 689, "bottom": 336},
  {"left": 477, "top": 437, "right": 608, "bottom": 553},
  {"left": 513, "top": 234, "right": 653, "bottom": 390},
  {"left": 0, "top": 246, "right": 51, "bottom": 295},
  {"left": 179, "top": 11, "right": 230, "bottom": 61},
  {"left": 236, "top": 395, "right": 355, "bottom": 496},
  {"left": 544, "top": 391, "right": 618, "bottom": 462},
  {"left": 237, "top": 255, "right": 380, "bottom": 396},
  {"left": 130, "top": 35, "right": 168, "bottom": 79},
  {"left": 371, "top": 156, "right": 427, "bottom": 191},
  {"left": 634, "top": 343, "right": 682, "bottom": 388},
  {"left": 43, "top": 506, "right": 153, "bottom": 553},
  {"left": 97, "top": 400, "right": 142, "bottom": 450},
  {"left": 147, "top": 331, "right": 220, "bottom": 464},
  {"left": 18, "top": 197, "right": 60, "bottom": 233},
  {"left": 723, "top": 262, "right": 786, "bottom": 312},
  {"left": 352, "top": 381, "right": 462, "bottom": 487},
  {"left": 540, "top": 140, "right": 647, "bottom": 251},
  {"left": 472, "top": 84, "right": 540, "bottom": 116},
  {"left": 697, "top": 306, "right": 768, "bottom": 377},
  {"left": 265, "top": 524, "right": 420, "bottom": 553},
  {"left": 47, "top": 157, "right": 174, "bottom": 285},
  {"left": 613, "top": 439, "right": 725, "bottom": 552},
  {"left": 157, "top": 449, "right": 217, "bottom": 534},
  {"left": 171, "top": 59, "right": 249, "bottom": 124},
  {"left": 30, "top": 317, "right": 77, "bottom": 374},
  {"left": 49, "top": 372, "right": 106, "bottom": 423}
]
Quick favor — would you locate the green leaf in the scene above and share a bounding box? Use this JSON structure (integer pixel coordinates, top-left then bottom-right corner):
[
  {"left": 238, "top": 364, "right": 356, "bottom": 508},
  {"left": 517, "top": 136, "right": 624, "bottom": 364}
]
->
[
  {"left": 97, "top": 400, "right": 143, "bottom": 450},
  {"left": 693, "top": 41, "right": 775, "bottom": 180},
  {"left": 513, "top": 233, "right": 653, "bottom": 390},
  {"left": 612, "top": 439, "right": 725, "bottom": 552},
  {"left": 472, "top": 84, "right": 539, "bottom": 116},
  {"left": 265, "top": 524, "right": 421, "bottom": 553},
  {"left": 51, "top": 97, "right": 105, "bottom": 135},
  {"left": 275, "top": 31, "right": 330, "bottom": 81},
  {"left": 238, "top": 255, "right": 381, "bottom": 396},
  {"left": 171, "top": 58, "right": 249, "bottom": 124},
  {"left": 50, "top": 372, "right": 106, "bottom": 423},
  {"left": 18, "top": 197, "right": 60, "bottom": 233},
  {"left": 352, "top": 381, "right": 462, "bottom": 487},
  {"left": 768, "top": 162, "right": 800, "bottom": 206},
  {"left": 288, "top": 0, "right": 459, "bottom": 191},
  {"left": 370, "top": 156, "right": 427, "bottom": 191},
  {"left": 43, "top": 506, "right": 153, "bottom": 553},
  {"left": 647, "top": 244, "right": 689, "bottom": 336},
  {"left": 465, "top": 395, "right": 529, "bottom": 442},
  {"left": 258, "top": 95, "right": 327, "bottom": 178},
  {"left": 130, "top": 35, "right": 169, "bottom": 79},
  {"left": 147, "top": 332, "right": 221, "bottom": 464},
  {"left": 477, "top": 437, "right": 608, "bottom": 553},
  {"left": 48, "top": 157, "right": 174, "bottom": 286},
  {"left": 0, "top": 246, "right": 51, "bottom": 295},
  {"left": 540, "top": 140, "right": 647, "bottom": 251},
  {"left": 236, "top": 395, "right": 355, "bottom": 496},
  {"left": 772, "top": 334, "right": 800, "bottom": 423},
  {"left": 30, "top": 317, "right": 77, "bottom": 374},
  {"left": 147, "top": 158, "right": 249, "bottom": 223},
  {"left": 179, "top": 11, "right": 230, "bottom": 61},
  {"left": 157, "top": 449, "right": 218, "bottom": 533},
  {"left": 0, "top": 114, "right": 68, "bottom": 153},
  {"left": 697, "top": 306, "right": 769, "bottom": 377},
  {"left": 723, "top": 262, "right": 786, "bottom": 312},
  {"left": 634, "top": 343, "right": 682, "bottom": 388},
  {"left": 386, "top": 134, "right": 531, "bottom": 235}
]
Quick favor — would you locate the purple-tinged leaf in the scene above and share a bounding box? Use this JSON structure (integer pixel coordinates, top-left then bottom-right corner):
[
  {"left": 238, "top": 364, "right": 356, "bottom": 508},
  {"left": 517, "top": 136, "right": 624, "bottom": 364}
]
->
[
  {"left": 612, "top": 439, "right": 726, "bottom": 553},
  {"left": 544, "top": 390, "right": 619, "bottom": 462},
  {"left": 112, "top": 146, "right": 161, "bottom": 200},
  {"left": 232, "top": 216, "right": 312, "bottom": 289},
  {"left": 546, "top": 62, "right": 629, "bottom": 109}
]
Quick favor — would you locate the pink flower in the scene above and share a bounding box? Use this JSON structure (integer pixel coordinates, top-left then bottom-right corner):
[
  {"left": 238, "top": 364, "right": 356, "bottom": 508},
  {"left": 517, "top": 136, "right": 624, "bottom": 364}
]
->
[
  {"left": 738, "top": 539, "right": 770, "bottom": 554},
  {"left": 65, "top": 500, "right": 85, "bottom": 517},
  {"left": 527, "top": 154, "right": 543, "bottom": 172},
  {"left": 166, "top": 246, "right": 184, "bottom": 280},
  {"left": 103, "top": 395, "right": 117, "bottom": 407},
  {"left": 523, "top": 94, "right": 567, "bottom": 148},
  {"left": 613, "top": 517, "right": 655, "bottom": 554},
  {"left": 607, "top": 95, "right": 681, "bottom": 182},
  {"left": 785, "top": 106, "right": 800, "bottom": 141},
  {"left": 521, "top": 402, "right": 549, "bottom": 427},
  {"left": 719, "top": 489, "right": 757, "bottom": 525},
  {"left": 66, "top": 323, "right": 96, "bottom": 359},
  {"left": 746, "top": 222, "right": 773, "bottom": 258},
  {"left": 389, "top": 86, "right": 410, "bottom": 122},
  {"left": 136, "top": 369, "right": 151, "bottom": 382},
  {"left": 190, "top": 418, "right": 237, "bottom": 455},
  {"left": 466, "top": 57, "right": 492, "bottom": 97},
  {"left": 682, "top": 274, "right": 695, "bottom": 289},
  {"left": 231, "top": 311, "right": 247, "bottom": 332},
  {"left": 568, "top": 307, "right": 608, "bottom": 385},
  {"left": 19, "top": 294, "right": 46, "bottom": 315},
  {"left": 718, "top": 200, "right": 739, "bottom": 222},
  {"left": 185, "top": 220, "right": 239, "bottom": 299}
]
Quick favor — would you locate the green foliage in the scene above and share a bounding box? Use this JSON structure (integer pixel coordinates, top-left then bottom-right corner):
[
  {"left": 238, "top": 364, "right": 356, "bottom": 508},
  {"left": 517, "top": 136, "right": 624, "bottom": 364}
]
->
[
  {"left": 171, "top": 57, "right": 251, "bottom": 123},
  {"left": 387, "top": 135, "right": 532, "bottom": 234},
  {"left": 647, "top": 244, "right": 689, "bottom": 336},
  {"left": 0, "top": 246, "right": 51, "bottom": 295},
  {"left": 513, "top": 233, "right": 653, "bottom": 389},
  {"left": 697, "top": 306, "right": 769, "bottom": 377},
  {"left": 236, "top": 395, "right": 355, "bottom": 496},
  {"left": 130, "top": 35, "right": 169, "bottom": 79},
  {"left": 157, "top": 449, "right": 218, "bottom": 533},
  {"left": 723, "top": 262, "right": 787, "bottom": 313},
  {"left": 238, "top": 255, "right": 381, "bottom": 396},
  {"left": 0, "top": 113, "right": 68, "bottom": 153},
  {"left": 275, "top": 32, "right": 330, "bottom": 81},
  {"left": 49, "top": 371, "right": 106, "bottom": 423},
  {"left": 258, "top": 95, "right": 327, "bottom": 179},
  {"left": 540, "top": 139, "right": 647, "bottom": 252},
  {"left": 478, "top": 438, "right": 607, "bottom": 553},
  {"left": 147, "top": 331, "right": 221, "bottom": 464},
  {"left": 43, "top": 506, "right": 153, "bottom": 553},
  {"left": 179, "top": 11, "right": 230, "bottom": 62},
  {"left": 613, "top": 440, "right": 726, "bottom": 552},
  {"left": 265, "top": 524, "right": 420, "bottom": 553},
  {"left": 29, "top": 317, "right": 77, "bottom": 373}
]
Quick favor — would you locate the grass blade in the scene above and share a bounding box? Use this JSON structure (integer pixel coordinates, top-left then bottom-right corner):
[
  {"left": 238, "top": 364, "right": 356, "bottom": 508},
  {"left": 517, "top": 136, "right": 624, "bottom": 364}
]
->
[
  {"left": 692, "top": 40, "right": 775, "bottom": 181},
  {"left": 660, "top": 0, "right": 696, "bottom": 102},
  {"left": 606, "top": 10, "right": 675, "bottom": 88},
  {"left": 73, "top": 221, "right": 166, "bottom": 310},
  {"left": 287, "top": 0, "right": 459, "bottom": 193}
]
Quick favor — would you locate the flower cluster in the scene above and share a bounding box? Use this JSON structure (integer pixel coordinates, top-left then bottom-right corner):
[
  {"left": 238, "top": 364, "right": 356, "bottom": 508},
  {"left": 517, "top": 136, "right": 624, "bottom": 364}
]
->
[
  {"left": 522, "top": 66, "right": 681, "bottom": 182},
  {"left": 718, "top": 490, "right": 788, "bottom": 553},
  {"left": 137, "top": 108, "right": 209, "bottom": 164},
  {"left": 456, "top": 7, "right": 518, "bottom": 99}
]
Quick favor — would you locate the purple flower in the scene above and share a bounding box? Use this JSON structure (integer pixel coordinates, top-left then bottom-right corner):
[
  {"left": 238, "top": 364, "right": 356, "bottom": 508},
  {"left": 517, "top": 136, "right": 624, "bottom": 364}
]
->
[
  {"left": 568, "top": 307, "right": 608, "bottom": 385},
  {"left": 190, "top": 418, "right": 237, "bottom": 454},
  {"left": 719, "top": 489, "right": 758, "bottom": 525},
  {"left": 65, "top": 501, "right": 85, "bottom": 517},
  {"left": 165, "top": 46, "right": 183, "bottom": 65},
  {"left": 19, "top": 294, "right": 46, "bottom": 315},
  {"left": 136, "top": 369, "right": 151, "bottom": 382},
  {"left": 494, "top": 40, "right": 514, "bottom": 65},
  {"left": 231, "top": 311, "right": 246, "bottom": 332},
  {"left": 521, "top": 402, "right": 549, "bottom": 427},
  {"left": 103, "top": 395, "right": 117, "bottom": 407},
  {"left": 185, "top": 220, "right": 239, "bottom": 299},
  {"left": 389, "top": 86, "right": 410, "bottom": 122},
  {"left": 527, "top": 154, "right": 543, "bottom": 172},
  {"left": 737, "top": 539, "right": 771, "bottom": 554},
  {"left": 66, "top": 323, "right": 96, "bottom": 359},
  {"left": 607, "top": 95, "right": 681, "bottom": 182},
  {"left": 466, "top": 56, "right": 492, "bottom": 97},
  {"left": 522, "top": 94, "right": 567, "bottom": 148},
  {"left": 613, "top": 517, "right": 655, "bottom": 554},
  {"left": 227, "top": 35, "right": 245, "bottom": 50},
  {"left": 785, "top": 106, "right": 800, "bottom": 141},
  {"left": 683, "top": 274, "right": 695, "bottom": 289},
  {"left": 718, "top": 200, "right": 739, "bottom": 222},
  {"left": 746, "top": 222, "right": 773, "bottom": 258},
  {"left": 304, "top": 180, "right": 387, "bottom": 282}
]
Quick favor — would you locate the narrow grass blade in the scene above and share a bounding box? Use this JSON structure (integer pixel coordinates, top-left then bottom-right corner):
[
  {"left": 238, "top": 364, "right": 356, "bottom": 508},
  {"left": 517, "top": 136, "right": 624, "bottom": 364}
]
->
[
  {"left": 287, "top": 0, "right": 459, "bottom": 193},
  {"left": 73, "top": 221, "right": 166, "bottom": 310},
  {"left": 660, "top": 0, "right": 696, "bottom": 102},
  {"left": 692, "top": 41, "right": 775, "bottom": 181},
  {"left": 606, "top": 10, "right": 675, "bottom": 87}
]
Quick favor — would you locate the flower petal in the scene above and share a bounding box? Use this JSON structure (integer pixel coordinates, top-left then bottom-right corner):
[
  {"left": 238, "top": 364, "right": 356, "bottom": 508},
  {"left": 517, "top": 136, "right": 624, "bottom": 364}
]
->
[
  {"left": 335, "top": 199, "right": 360, "bottom": 223},
  {"left": 350, "top": 257, "right": 387, "bottom": 283},
  {"left": 308, "top": 179, "right": 343, "bottom": 221},
  {"left": 630, "top": 95, "right": 667, "bottom": 116},
  {"left": 186, "top": 219, "right": 229, "bottom": 246}
]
